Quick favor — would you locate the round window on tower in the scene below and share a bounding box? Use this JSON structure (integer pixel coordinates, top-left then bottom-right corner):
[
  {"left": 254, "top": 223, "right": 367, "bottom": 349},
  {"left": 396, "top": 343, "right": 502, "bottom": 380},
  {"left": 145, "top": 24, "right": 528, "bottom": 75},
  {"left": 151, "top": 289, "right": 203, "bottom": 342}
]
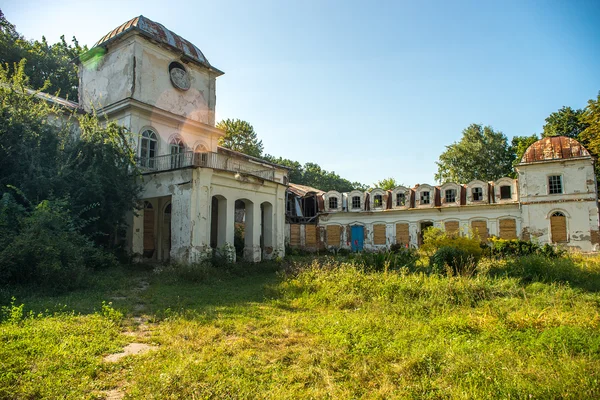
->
[{"left": 169, "top": 61, "right": 190, "bottom": 91}]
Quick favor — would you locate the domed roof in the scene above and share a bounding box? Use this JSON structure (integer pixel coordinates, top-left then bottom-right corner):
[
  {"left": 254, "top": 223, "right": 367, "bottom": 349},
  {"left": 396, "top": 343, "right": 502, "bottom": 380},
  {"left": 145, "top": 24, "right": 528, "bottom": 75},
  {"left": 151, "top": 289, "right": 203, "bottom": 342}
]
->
[
  {"left": 90, "top": 16, "right": 223, "bottom": 75},
  {"left": 520, "top": 136, "right": 590, "bottom": 164}
]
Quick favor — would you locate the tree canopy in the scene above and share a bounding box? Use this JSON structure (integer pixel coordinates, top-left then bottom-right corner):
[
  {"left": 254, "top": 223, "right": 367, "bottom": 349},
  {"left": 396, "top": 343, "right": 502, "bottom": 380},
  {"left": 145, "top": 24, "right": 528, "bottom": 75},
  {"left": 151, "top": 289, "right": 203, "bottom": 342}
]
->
[
  {"left": 435, "top": 124, "right": 513, "bottom": 184},
  {"left": 541, "top": 106, "right": 588, "bottom": 139},
  {"left": 373, "top": 178, "right": 400, "bottom": 190},
  {"left": 0, "top": 11, "right": 84, "bottom": 100},
  {"left": 216, "top": 119, "right": 264, "bottom": 157},
  {"left": 510, "top": 134, "right": 539, "bottom": 168}
]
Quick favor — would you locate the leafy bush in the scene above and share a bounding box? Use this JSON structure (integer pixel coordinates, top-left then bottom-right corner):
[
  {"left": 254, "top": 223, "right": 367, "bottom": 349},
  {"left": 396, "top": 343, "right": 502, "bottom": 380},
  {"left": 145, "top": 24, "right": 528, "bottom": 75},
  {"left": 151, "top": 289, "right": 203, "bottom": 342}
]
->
[
  {"left": 490, "top": 237, "right": 564, "bottom": 258},
  {"left": 430, "top": 246, "right": 478, "bottom": 276}
]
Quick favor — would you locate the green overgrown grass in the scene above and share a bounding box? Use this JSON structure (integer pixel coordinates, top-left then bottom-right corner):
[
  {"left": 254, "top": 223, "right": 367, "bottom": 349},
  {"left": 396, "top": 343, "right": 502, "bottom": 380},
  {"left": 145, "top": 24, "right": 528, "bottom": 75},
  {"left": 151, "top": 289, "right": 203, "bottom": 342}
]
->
[{"left": 2, "top": 256, "right": 600, "bottom": 398}]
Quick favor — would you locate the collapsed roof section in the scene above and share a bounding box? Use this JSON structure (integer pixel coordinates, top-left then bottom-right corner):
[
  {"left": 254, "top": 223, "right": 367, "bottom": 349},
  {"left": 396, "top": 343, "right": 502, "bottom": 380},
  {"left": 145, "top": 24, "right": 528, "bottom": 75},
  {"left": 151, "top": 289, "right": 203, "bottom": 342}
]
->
[{"left": 286, "top": 183, "right": 325, "bottom": 223}]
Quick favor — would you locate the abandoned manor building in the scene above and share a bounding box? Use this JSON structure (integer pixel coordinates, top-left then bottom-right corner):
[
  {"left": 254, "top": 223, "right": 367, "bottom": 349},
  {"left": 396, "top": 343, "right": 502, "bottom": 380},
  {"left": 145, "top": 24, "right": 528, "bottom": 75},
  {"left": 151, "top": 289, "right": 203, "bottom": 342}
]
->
[{"left": 42, "top": 16, "right": 600, "bottom": 261}]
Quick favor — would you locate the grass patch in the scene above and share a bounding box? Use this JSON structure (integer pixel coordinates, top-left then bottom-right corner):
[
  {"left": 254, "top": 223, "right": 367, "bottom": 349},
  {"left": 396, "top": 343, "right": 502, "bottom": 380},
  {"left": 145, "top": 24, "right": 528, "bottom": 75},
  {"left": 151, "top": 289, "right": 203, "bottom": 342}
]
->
[{"left": 2, "top": 256, "right": 600, "bottom": 398}]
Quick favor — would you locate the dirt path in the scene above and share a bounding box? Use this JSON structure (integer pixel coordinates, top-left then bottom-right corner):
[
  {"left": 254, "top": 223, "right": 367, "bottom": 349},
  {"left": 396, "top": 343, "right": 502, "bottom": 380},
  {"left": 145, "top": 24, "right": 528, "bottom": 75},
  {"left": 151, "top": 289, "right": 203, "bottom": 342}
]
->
[{"left": 100, "top": 277, "right": 158, "bottom": 399}]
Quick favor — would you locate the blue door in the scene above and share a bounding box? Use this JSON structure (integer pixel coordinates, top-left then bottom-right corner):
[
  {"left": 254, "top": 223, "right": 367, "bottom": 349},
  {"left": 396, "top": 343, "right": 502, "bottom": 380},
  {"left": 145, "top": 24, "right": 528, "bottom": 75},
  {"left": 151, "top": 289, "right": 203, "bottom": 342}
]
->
[{"left": 351, "top": 225, "right": 364, "bottom": 252}]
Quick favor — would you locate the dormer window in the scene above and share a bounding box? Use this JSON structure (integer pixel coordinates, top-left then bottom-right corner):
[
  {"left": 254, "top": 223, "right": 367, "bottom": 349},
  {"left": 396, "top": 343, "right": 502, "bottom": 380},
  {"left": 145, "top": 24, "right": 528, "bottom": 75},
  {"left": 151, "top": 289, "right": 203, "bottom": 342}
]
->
[
  {"left": 420, "top": 191, "right": 430, "bottom": 205},
  {"left": 472, "top": 187, "right": 483, "bottom": 201},
  {"left": 548, "top": 175, "right": 563, "bottom": 194},
  {"left": 445, "top": 189, "right": 456, "bottom": 203},
  {"left": 329, "top": 197, "right": 338, "bottom": 210},
  {"left": 352, "top": 196, "right": 361, "bottom": 209},
  {"left": 374, "top": 194, "right": 383, "bottom": 208},
  {"left": 500, "top": 185, "right": 511, "bottom": 199},
  {"left": 396, "top": 193, "right": 405, "bottom": 206}
]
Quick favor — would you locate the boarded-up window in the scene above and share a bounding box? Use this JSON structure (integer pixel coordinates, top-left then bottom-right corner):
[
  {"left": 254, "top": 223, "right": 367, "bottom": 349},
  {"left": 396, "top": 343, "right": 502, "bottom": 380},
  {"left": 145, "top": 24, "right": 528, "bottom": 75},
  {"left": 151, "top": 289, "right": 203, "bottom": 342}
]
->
[
  {"left": 471, "top": 220, "right": 488, "bottom": 241},
  {"left": 396, "top": 223, "right": 410, "bottom": 244},
  {"left": 445, "top": 221, "right": 460, "bottom": 236},
  {"left": 499, "top": 219, "right": 517, "bottom": 240},
  {"left": 305, "top": 225, "right": 317, "bottom": 247},
  {"left": 550, "top": 212, "right": 567, "bottom": 243},
  {"left": 327, "top": 225, "right": 341, "bottom": 246},
  {"left": 290, "top": 224, "right": 301, "bottom": 247},
  {"left": 373, "top": 224, "right": 386, "bottom": 245}
]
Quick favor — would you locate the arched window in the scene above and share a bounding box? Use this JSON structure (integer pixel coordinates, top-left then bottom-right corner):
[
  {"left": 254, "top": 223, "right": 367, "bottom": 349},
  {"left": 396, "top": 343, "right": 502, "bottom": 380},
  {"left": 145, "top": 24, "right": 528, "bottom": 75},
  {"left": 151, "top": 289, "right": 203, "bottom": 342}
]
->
[
  {"left": 170, "top": 137, "right": 186, "bottom": 169},
  {"left": 550, "top": 211, "right": 567, "bottom": 243},
  {"left": 140, "top": 129, "right": 158, "bottom": 169},
  {"left": 194, "top": 144, "right": 209, "bottom": 166}
]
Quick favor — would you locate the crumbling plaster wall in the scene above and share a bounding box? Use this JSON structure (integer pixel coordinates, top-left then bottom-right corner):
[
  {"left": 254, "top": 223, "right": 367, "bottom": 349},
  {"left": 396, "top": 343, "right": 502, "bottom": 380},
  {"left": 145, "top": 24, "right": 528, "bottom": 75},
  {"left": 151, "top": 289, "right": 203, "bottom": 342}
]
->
[
  {"left": 315, "top": 204, "right": 521, "bottom": 251},
  {"left": 517, "top": 159, "right": 599, "bottom": 251}
]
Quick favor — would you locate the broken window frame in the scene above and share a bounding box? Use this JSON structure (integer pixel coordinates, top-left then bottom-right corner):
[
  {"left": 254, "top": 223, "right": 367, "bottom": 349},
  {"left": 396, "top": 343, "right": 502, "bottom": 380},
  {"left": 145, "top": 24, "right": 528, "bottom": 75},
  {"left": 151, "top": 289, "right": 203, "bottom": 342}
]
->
[
  {"left": 351, "top": 196, "right": 361, "bottom": 209},
  {"left": 445, "top": 189, "right": 456, "bottom": 203},
  {"left": 472, "top": 187, "right": 483, "bottom": 201},
  {"left": 500, "top": 185, "right": 512, "bottom": 199},
  {"left": 374, "top": 194, "right": 383, "bottom": 208},
  {"left": 548, "top": 175, "right": 563, "bottom": 194},
  {"left": 420, "top": 191, "right": 430, "bottom": 205},
  {"left": 396, "top": 193, "right": 405, "bottom": 207}
]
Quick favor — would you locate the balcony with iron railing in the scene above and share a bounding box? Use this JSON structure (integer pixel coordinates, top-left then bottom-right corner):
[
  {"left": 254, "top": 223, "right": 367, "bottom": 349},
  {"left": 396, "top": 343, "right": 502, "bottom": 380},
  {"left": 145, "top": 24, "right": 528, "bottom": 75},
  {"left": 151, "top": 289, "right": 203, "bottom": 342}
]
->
[{"left": 138, "top": 151, "right": 278, "bottom": 182}]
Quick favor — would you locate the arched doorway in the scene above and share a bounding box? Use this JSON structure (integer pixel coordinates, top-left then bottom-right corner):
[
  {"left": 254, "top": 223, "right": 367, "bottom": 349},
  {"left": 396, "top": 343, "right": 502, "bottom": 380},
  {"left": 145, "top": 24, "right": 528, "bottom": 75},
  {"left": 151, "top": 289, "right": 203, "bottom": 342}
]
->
[
  {"left": 143, "top": 201, "right": 155, "bottom": 258},
  {"left": 210, "top": 195, "right": 228, "bottom": 249},
  {"left": 162, "top": 203, "right": 171, "bottom": 261},
  {"left": 550, "top": 211, "right": 567, "bottom": 243}
]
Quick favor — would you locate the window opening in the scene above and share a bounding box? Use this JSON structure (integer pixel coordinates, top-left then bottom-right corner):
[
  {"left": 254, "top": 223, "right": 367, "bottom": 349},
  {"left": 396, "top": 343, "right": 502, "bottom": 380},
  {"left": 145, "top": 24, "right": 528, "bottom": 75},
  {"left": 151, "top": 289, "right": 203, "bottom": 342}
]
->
[
  {"left": 500, "top": 185, "right": 512, "bottom": 199},
  {"left": 352, "top": 196, "right": 361, "bottom": 209},
  {"left": 170, "top": 137, "right": 185, "bottom": 169},
  {"left": 374, "top": 194, "right": 383, "bottom": 208},
  {"left": 396, "top": 193, "right": 405, "bottom": 206},
  {"left": 548, "top": 175, "right": 563, "bottom": 194},
  {"left": 472, "top": 187, "right": 483, "bottom": 201},
  {"left": 329, "top": 197, "right": 338, "bottom": 210},
  {"left": 445, "top": 189, "right": 456, "bottom": 203},
  {"left": 140, "top": 129, "right": 157, "bottom": 169},
  {"left": 420, "top": 191, "right": 430, "bottom": 205}
]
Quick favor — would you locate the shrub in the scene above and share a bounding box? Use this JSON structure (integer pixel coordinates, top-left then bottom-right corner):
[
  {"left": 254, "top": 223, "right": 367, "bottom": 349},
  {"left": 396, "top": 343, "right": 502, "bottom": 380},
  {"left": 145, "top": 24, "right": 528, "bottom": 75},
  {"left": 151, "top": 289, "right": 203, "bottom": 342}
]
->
[
  {"left": 430, "top": 246, "right": 478, "bottom": 276},
  {"left": 490, "top": 237, "right": 564, "bottom": 258},
  {"left": 349, "top": 248, "right": 419, "bottom": 272}
]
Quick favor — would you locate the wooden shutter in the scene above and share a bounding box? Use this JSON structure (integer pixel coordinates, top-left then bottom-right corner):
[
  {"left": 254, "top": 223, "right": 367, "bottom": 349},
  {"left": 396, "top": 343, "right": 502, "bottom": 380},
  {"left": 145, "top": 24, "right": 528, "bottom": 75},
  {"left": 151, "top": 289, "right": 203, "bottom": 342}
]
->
[
  {"left": 327, "top": 225, "right": 341, "bottom": 246},
  {"left": 373, "top": 224, "right": 386, "bottom": 245},
  {"left": 445, "top": 221, "right": 460, "bottom": 235},
  {"left": 290, "top": 224, "right": 300, "bottom": 247},
  {"left": 550, "top": 216, "right": 567, "bottom": 243},
  {"left": 499, "top": 219, "right": 517, "bottom": 240},
  {"left": 305, "top": 225, "right": 317, "bottom": 247},
  {"left": 471, "top": 220, "right": 488, "bottom": 241},
  {"left": 396, "top": 223, "right": 410, "bottom": 244}
]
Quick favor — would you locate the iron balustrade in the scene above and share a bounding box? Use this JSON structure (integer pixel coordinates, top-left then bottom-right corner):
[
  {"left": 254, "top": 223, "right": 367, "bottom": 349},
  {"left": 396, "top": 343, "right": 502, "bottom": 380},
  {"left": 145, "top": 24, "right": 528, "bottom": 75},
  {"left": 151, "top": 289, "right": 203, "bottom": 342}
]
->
[{"left": 138, "top": 151, "right": 276, "bottom": 182}]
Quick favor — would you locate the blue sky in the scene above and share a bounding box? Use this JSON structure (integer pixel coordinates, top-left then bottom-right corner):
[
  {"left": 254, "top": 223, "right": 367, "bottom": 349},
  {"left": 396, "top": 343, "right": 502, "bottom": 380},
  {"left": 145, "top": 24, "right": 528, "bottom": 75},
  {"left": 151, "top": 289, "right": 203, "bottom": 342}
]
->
[{"left": 4, "top": 0, "right": 600, "bottom": 186}]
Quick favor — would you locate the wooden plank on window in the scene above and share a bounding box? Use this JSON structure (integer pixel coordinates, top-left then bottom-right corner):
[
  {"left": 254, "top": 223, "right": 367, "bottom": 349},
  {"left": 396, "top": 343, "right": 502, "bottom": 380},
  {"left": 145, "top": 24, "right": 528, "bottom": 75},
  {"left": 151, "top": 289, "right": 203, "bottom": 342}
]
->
[
  {"left": 396, "top": 223, "right": 410, "bottom": 245},
  {"left": 327, "top": 225, "right": 341, "bottom": 246},
  {"left": 471, "top": 220, "right": 488, "bottom": 241},
  {"left": 445, "top": 221, "right": 460, "bottom": 235},
  {"left": 550, "top": 216, "right": 568, "bottom": 243},
  {"left": 373, "top": 224, "right": 386, "bottom": 245},
  {"left": 498, "top": 219, "right": 517, "bottom": 240},
  {"left": 290, "top": 224, "right": 300, "bottom": 247},
  {"left": 305, "top": 225, "right": 317, "bottom": 247}
]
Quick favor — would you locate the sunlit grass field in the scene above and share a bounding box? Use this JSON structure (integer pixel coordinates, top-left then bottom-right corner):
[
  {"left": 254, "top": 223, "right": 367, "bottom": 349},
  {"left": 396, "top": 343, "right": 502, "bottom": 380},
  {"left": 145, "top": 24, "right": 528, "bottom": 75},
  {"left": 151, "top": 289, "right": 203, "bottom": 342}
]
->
[{"left": 2, "top": 254, "right": 600, "bottom": 399}]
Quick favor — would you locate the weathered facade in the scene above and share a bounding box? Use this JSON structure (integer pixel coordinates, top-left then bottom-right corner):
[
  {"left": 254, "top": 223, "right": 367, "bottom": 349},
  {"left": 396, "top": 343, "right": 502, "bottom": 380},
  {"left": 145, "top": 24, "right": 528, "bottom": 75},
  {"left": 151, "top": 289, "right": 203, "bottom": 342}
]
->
[
  {"left": 287, "top": 137, "right": 600, "bottom": 252},
  {"left": 77, "top": 16, "right": 289, "bottom": 262}
]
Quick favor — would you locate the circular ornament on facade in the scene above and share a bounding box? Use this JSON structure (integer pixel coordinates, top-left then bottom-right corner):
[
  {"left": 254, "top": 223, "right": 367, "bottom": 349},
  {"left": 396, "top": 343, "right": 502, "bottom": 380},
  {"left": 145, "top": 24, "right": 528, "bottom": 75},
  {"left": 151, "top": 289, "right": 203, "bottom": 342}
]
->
[{"left": 170, "top": 66, "right": 190, "bottom": 91}]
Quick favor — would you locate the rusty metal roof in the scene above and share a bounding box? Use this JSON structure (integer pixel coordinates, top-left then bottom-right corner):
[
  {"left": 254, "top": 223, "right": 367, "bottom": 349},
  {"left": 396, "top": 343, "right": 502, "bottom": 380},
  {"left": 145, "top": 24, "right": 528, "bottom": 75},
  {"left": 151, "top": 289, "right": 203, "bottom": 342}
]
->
[
  {"left": 520, "top": 136, "right": 591, "bottom": 164},
  {"left": 288, "top": 183, "right": 325, "bottom": 197},
  {"left": 92, "top": 16, "right": 221, "bottom": 73}
]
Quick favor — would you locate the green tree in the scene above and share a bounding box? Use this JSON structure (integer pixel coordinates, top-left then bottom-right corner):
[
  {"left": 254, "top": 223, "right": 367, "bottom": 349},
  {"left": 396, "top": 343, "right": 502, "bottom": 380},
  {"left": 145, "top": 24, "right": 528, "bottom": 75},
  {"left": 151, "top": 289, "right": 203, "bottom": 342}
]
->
[
  {"left": 510, "top": 134, "right": 539, "bottom": 169},
  {"left": 435, "top": 124, "right": 513, "bottom": 184},
  {"left": 373, "top": 177, "right": 400, "bottom": 190},
  {"left": 541, "top": 106, "right": 588, "bottom": 138},
  {"left": 216, "top": 119, "right": 264, "bottom": 157},
  {"left": 0, "top": 11, "right": 84, "bottom": 100},
  {"left": 579, "top": 91, "right": 600, "bottom": 181}
]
